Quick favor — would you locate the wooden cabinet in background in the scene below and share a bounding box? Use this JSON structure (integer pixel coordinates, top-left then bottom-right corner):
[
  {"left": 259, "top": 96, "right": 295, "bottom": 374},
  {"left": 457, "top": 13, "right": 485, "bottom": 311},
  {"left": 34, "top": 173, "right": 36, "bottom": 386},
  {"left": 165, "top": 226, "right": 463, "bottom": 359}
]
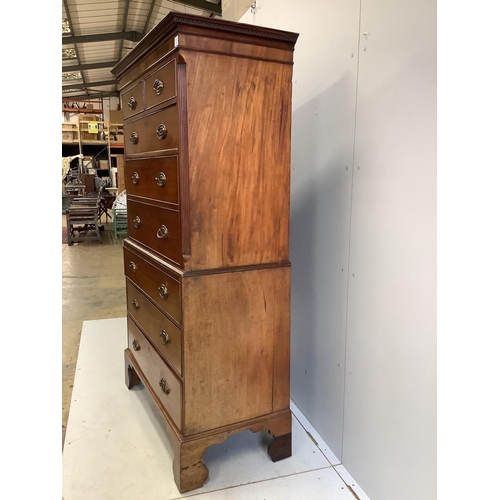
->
[
  {"left": 79, "top": 173, "right": 96, "bottom": 195},
  {"left": 115, "top": 155, "right": 126, "bottom": 194},
  {"left": 111, "top": 12, "right": 299, "bottom": 494}
]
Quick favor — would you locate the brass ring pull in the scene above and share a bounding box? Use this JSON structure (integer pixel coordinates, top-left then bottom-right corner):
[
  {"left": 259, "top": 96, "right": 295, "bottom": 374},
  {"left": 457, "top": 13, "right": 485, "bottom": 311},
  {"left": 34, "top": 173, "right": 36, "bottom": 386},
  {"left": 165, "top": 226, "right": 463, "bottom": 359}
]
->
[
  {"left": 133, "top": 216, "right": 141, "bottom": 228},
  {"left": 156, "top": 124, "right": 167, "bottom": 140},
  {"left": 157, "top": 225, "right": 168, "bottom": 238},
  {"left": 132, "top": 172, "right": 140, "bottom": 184},
  {"left": 128, "top": 96, "right": 137, "bottom": 110},
  {"left": 132, "top": 299, "right": 139, "bottom": 310},
  {"left": 155, "top": 172, "right": 166, "bottom": 187},
  {"left": 158, "top": 284, "right": 168, "bottom": 299},
  {"left": 159, "top": 378, "right": 170, "bottom": 395},
  {"left": 129, "top": 261, "right": 137, "bottom": 273},
  {"left": 160, "top": 330, "right": 170, "bottom": 345},
  {"left": 130, "top": 132, "right": 139, "bottom": 144},
  {"left": 153, "top": 79, "right": 164, "bottom": 95},
  {"left": 132, "top": 339, "right": 140, "bottom": 351}
]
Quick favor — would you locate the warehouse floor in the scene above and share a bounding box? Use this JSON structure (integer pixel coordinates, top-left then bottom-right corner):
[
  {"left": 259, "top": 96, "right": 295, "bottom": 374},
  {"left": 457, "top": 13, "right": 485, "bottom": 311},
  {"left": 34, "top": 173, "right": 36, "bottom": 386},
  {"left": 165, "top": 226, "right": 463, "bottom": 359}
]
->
[{"left": 62, "top": 214, "right": 127, "bottom": 448}]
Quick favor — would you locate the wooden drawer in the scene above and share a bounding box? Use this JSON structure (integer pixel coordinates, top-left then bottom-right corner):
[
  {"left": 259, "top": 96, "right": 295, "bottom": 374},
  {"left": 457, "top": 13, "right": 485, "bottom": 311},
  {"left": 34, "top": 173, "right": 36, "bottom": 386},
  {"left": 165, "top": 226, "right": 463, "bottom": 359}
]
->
[
  {"left": 127, "top": 199, "right": 182, "bottom": 266},
  {"left": 124, "top": 245, "right": 181, "bottom": 324},
  {"left": 124, "top": 105, "right": 179, "bottom": 154},
  {"left": 122, "top": 81, "right": 144, "bottom": 120},
  {"left": 125, "top": 155, "right": 179, "bottom": 205},
  {"left": 127, "top": 317, "right": 182, "bottom": 429},
  {"left": 127, "top": 281, "right": 182, "bottom": 376},
  {"left": 145, "top": 58, "right": 176, "bottom": 110}
]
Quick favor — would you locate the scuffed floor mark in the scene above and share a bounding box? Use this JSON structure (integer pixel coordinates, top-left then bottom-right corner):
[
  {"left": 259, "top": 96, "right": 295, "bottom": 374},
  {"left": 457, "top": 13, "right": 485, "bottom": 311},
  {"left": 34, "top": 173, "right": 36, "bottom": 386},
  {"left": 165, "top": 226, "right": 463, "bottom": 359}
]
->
[{"left": 346, "top": 484, "right": 362, "bottom": 500}]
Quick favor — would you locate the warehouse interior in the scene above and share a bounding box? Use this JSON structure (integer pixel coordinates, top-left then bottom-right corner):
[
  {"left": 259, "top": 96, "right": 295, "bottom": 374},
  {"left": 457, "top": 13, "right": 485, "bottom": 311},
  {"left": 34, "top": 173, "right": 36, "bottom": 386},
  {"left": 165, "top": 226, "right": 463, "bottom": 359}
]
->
[
  {"left": 57, "top": 1, "right": 438, "bottom": 499},
  {"left": 10, "top": 0, "right": 455, "bottom": 498}
]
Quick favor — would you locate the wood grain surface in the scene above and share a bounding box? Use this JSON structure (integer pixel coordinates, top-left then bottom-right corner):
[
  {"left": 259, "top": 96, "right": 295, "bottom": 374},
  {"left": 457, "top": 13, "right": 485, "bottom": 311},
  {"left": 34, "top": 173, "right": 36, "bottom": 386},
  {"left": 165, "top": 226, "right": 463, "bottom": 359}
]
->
[
  {"left": 183, "top": 50, "right": 293, "bottom": 270},
  {"left": 181, "top": 266, "right": 290, "bottom": 435}
]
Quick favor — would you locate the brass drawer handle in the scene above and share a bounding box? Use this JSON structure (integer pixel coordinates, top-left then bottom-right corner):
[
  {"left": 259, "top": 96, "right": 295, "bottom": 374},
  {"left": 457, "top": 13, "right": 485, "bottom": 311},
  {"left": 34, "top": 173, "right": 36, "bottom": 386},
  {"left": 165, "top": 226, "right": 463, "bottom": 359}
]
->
[
  {"left": 160, "top": 330, "right": 170, "bottom": 345},
  {"left": 128, "top": 96, "right": 137, "bottom": 110},
  {"left": 153, "top": 79, "right": 164, "bottom": 95},
  {"left": 157, "top": 225, "right": 168, "bottom": 238},
  {"left": 159, "top": 378, "right": 170, "bottom": 395},
  {"left": 132, "top": 339, "right": 140, "bottom": 351},
  {"left": 133, "top": 216, "right": 141, "bottom": 228},
  {"left": 132, "top": 299, "right": 139, "bottom": 310},
  {"left": 129, "top": 261, "right": 137, "bottom": 273},
  {"left": 131, "top": 172, "right": 140, "bottom": 184},
  {"left": 155, "top": 172, "right": 166, "bottom": 187},
  {"left": 130, "top": 132, "right": 139, "bottom": 144},
  {"left": 156, "top": 124, "right": 167, "bottom": 140},
  {"left": 158, "top": 284, "right": 168, "bottom": 299}
]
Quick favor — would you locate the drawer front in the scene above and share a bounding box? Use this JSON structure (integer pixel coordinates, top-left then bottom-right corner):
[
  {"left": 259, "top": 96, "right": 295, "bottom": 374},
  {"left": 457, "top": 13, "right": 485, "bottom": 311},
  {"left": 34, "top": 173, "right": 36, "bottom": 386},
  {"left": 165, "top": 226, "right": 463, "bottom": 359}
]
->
[
  {"left": 125, "top": 155, "right": 179, "bottom": 205},
  {"left": 145, "top": 58, "right": 176, "bottom": 110},
  {"left": 127, "top": 317, "right": 182, "bottom": 429},
  {"left": 127, "top": 199, "right": 182, "bottom": 266},
  {"left": 122, "top": 81, "right": 144, "bottom": 120},
  {"left": 124, "top": 105, "right": 179, "bottom": 154},
  {"left": 124, "top": 246, "right": 181, "bottom": 324},
  {"left": 127, "top": 281, "right": 182, "bottom": 376}
]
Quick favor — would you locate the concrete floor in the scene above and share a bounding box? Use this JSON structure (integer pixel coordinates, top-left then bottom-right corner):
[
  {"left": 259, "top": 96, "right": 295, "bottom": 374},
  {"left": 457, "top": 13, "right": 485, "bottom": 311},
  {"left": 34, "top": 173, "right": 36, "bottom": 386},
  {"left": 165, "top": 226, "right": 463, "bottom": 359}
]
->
[{"left": 62, "top": 214, "right": 127, "bottom": 448}]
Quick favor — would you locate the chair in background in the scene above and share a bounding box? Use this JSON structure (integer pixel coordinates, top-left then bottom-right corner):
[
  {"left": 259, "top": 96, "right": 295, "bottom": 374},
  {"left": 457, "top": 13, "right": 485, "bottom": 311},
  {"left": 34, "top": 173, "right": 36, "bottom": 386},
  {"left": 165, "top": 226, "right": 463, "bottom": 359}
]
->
[
  {"left": 112, "top": 208, "right": 128, "bottom": 239},
  {"left": 65, "top": 187, "right": 103, "bottom": 245}
]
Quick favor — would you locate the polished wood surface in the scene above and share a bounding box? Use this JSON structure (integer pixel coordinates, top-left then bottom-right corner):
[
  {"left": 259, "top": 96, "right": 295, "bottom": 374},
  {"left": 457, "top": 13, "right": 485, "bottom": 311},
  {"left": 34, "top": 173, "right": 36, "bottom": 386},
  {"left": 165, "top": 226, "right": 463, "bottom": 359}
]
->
[
  {"left": 145, "top": 57, "right": 177, "bottom": 111},
  {"left": 126, "top": 279, "right": 182, "bottom": 375},
  {"left": 127, "top": 199, "right": 182, "bottom": 266},
  {"left": 127, "top": 322, "right": 182, "bottom": 428},
  {"left": 123, "top": 104, "right": 179, "bottom": 155},
  {"left": 122, "top": 81, "right": 144, "bottom": 120},
  {"left": 124, "top": 245, "right": 181, "bottom": 324},
  {"left": 125, "top": 155, "right": 179, "bottom": 205},
  {"left": 112, "top": 11, "right": 298, "bottom": 494}
]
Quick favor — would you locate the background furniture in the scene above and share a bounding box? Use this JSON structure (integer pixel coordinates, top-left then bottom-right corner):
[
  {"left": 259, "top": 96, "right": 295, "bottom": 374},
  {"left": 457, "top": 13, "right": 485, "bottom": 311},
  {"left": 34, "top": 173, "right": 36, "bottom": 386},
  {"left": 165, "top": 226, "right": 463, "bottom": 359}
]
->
[
  {"left": 79, "top": 173, "right": 96, "bottom": 196},
  {"left": 112, "top": 12, "right": 298, "bottom": 494},
  {"left": 112, "top": 208, "right": 128, "bottom": 239},
  {"left": 65, "top": 187, "right": 103, "bottom": 245},
  {"left": 100, "top": 192, "right": 116, "bottom": 223}
]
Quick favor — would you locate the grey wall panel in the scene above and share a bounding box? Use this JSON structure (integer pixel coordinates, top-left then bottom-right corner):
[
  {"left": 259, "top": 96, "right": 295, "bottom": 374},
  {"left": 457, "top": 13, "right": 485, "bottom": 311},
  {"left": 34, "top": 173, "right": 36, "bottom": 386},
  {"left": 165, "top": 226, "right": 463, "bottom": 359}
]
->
[
  {"left": 343, "top": 0, "right": 436, "bottom": 499},
  {"left": 289, "top": 90, "right": 354, "bottom": 458},
  {"left": 237, "top": 1, "right": 436, "bottom": 498}
]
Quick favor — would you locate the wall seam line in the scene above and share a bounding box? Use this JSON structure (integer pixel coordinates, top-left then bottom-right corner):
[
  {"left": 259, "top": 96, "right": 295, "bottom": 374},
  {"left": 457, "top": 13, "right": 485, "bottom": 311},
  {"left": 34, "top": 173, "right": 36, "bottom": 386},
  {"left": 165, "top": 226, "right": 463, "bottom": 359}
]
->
[{"left": 340, "top": 0, "right": 363, "bottom": 464}]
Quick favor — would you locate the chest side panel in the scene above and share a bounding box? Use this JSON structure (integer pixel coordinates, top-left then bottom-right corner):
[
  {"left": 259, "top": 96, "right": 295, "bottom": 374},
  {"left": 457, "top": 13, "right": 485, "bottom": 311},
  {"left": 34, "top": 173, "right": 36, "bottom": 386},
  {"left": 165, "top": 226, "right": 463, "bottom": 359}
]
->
[
  {"left": 183, "top": 51, "right": 293, "bottom": 270},
  {"left": 181, "top": 266, "right": 290, "bottom": 435}
]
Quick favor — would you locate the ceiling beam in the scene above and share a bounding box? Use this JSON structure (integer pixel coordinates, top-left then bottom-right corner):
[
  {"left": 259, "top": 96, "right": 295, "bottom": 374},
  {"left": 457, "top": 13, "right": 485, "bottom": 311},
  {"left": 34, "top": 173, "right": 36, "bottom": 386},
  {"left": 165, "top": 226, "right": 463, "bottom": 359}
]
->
[
  {"left": 63, "top": 80, "right": 117, "bottom": 91},
  {"left": 173, "top": 0, "right": 222, "bottom": 15},
  {"left": 118, "top": 0, "right": 132, "bottom": 61},
  {"left": 144, "top": 0, "right": 158, "bottom": 34},
  {"left": 63, "top": 0, "right": 89, "bottom": 97},
  {"left": 63, "top": 61, "right": 119, "bottom": 72},
  {"left": 63, "top": 91, "right": 120, "bottom": 99},
  {"left": 62, "top": 31, "right": 145, "bottom": 45}
]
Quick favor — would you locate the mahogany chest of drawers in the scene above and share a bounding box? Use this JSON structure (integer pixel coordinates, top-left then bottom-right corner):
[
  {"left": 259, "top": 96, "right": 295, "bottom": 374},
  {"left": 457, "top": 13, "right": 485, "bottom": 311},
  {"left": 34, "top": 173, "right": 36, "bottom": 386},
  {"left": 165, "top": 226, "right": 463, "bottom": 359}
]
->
[{"left": 112, "top": 12, "right": 298, "bottom": 493}]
